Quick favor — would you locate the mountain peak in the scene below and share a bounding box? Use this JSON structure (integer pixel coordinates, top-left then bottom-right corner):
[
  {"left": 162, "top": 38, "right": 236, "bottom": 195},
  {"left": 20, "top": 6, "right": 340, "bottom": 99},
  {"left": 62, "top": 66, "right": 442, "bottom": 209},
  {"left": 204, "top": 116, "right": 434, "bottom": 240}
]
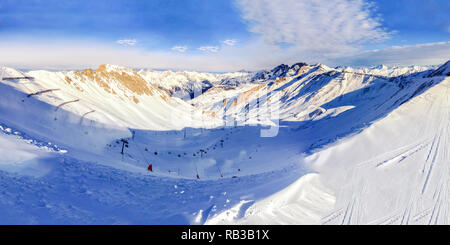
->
[
  {"left": 72, "top": 64, "right": 154, "bottom": 96},
  {"left": 314, "top": 63, "right": 333, "bottom": 71},
  {"left": 429, "top": 60, "right": 450, "bottom": 77},
  {"left": 95, "top": 64, "right": 108, "bottom": 73},
  {"left": 95, "top": 64, "right": 132, "bottom": 73},
  {"left": 374, "top": 64, "right": 388, "bottom": 70},
  {"left": 290, "top": 62, "right": 308, "bottom": 70}
]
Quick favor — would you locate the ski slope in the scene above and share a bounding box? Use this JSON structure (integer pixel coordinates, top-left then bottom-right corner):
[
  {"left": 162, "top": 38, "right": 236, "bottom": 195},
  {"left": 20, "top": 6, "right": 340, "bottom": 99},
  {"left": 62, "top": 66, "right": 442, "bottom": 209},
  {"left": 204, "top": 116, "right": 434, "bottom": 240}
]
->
[
  {"left": 0, "top": 123, "right": 305, "bottom": 224},
  {"left": 0, "top": 61, "right": 449, "bottom": 224},
  {"left": 207, "top": 63, "right": 450, "bottom": 225},
  {"left": 315, "top": 75, "right": 450, "bottom": 225}
]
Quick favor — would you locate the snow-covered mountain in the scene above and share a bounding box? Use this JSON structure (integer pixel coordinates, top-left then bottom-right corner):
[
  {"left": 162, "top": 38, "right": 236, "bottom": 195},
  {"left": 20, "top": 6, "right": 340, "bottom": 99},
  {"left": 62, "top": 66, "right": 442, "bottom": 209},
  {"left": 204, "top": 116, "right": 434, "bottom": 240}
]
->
[
  {"left": 138, "top": 69, "right": 250, "bottom": 100},
  {"left": 209, "top": 61, "right": 450, "bottom": 224},
  {"left": 0, "top": 60, "right": 448, "bottom": 224},
  {"left": 335, "top": 64, "right": 434, "bottom": 77}
]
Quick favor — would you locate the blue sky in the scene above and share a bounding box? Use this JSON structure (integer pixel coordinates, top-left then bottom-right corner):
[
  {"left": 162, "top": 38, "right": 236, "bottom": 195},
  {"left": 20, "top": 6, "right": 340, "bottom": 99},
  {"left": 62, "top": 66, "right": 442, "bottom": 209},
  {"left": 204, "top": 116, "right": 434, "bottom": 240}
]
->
[
  {"left": 0, "top": 0, "right": 449, "bottom": 71},
  {"left": 0, "top": 0, "right": 249, "bottom": 49}
]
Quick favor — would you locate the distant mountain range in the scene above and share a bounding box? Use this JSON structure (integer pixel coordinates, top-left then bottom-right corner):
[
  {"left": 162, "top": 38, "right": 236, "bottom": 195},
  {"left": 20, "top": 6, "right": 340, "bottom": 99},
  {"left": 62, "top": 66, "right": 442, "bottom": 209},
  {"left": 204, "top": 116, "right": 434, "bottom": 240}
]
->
[{"left": 0, "top": 60, "right": 449, "bottom": 224}]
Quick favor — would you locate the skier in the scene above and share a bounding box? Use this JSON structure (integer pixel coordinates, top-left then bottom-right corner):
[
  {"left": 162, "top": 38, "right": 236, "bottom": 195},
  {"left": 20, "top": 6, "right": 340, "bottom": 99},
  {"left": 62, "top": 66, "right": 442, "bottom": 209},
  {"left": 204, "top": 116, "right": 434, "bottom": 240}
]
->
[{"left": 148, "top": 164, "right": 153, "bottom": 172}]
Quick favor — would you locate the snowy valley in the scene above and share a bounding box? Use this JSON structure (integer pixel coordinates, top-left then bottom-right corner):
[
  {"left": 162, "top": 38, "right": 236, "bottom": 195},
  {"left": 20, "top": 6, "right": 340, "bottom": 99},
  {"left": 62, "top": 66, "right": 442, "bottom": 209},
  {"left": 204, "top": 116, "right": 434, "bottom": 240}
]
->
[{"left": 0, "top": 60, "right": 449, "bottom": 224}]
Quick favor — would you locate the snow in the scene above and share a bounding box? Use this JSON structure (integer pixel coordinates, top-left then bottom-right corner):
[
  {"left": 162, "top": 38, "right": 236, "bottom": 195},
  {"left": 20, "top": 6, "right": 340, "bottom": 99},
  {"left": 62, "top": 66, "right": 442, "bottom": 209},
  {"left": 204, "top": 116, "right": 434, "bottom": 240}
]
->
[
  {"left": 0, "top": 133, "right": 55, "bottom": 177},
  {"left": 0, "top": 132, "right": 304, "bottom": 224},
  {"left": 0, "top": 61, "right": 449, "bottom": 224},
  {"left": 206, "top": 173, "right": 335, "bottom": 225},
  {"left": 138, "top": 69, "right": 250, "bottom": 100},
  {"left": 208, "top": 62, "right": 450, "bottom": 225},
  {"left": 429, "top": 61, "right": 450, "bottom": 77},
  {"left": 335, "top": 64, "right": 435, "bottom": 77}
]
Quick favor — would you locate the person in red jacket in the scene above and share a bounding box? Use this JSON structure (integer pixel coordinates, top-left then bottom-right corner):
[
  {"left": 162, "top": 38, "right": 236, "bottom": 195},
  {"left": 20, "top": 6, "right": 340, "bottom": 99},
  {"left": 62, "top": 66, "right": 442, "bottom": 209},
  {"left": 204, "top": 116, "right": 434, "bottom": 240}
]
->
[{"left": 148, "top": 164, "right": 153, "bottom": 172}]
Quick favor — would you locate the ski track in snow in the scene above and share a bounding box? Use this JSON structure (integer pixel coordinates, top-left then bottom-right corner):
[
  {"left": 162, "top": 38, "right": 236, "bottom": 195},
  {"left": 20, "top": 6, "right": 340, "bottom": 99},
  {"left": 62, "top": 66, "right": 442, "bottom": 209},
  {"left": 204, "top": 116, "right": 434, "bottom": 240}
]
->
[
  {"left": 0, "top": 143, "right": 304, "bottom": 224},
  {"left": 318, "top": 78, "right": 450, "bottom": 225},
  {"left": 0, "top": 63, "right": 449, "bottom": 224},
  {"left": 209, "top": 70, "right": 449, "bottom": 225}
]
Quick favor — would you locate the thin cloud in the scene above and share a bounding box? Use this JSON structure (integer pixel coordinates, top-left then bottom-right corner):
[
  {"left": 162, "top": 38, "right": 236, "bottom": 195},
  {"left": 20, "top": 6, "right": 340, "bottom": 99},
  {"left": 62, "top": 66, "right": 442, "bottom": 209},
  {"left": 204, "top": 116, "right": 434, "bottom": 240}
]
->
[
  {"left": 332, "top": 41, "right": 450, "bottom": 67},
  {"left": 223, "top": 39, "right": 238, "bottom": 46},
  {"left": 116, "top": 39, "right": 137, "bottom": 46},
  {"left": 172, "top": 46, "right": 188, "bottom": 52},
  {"left": 236, "top": 0, "right": 390, "bottom": 56},
  {"left": 198, "top": 46, "right": 220, "bottom": 53},
  {"left": 1, "top": 40, "right": 448, "bottom": 73}
]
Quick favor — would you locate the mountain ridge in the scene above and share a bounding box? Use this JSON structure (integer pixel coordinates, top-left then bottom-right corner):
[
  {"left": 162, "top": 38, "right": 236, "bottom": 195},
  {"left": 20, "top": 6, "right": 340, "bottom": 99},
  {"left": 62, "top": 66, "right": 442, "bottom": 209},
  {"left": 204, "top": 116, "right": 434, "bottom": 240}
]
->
[{"left": 0, "top": 60, "right": 449, "bottom": 224}]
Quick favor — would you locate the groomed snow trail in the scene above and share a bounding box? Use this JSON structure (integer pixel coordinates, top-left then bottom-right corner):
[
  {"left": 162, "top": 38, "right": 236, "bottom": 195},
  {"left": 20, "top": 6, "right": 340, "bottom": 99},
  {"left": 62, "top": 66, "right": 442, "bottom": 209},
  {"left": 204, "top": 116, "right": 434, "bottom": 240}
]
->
[
  {"left": 208, "top": 76, "right": 450, "bottom": 225},
  {"left": 315, "top": 77, "right": 450, "bottom": 225},
  {"left": 0, "top": 130, "right": 305, "bottom": 224},
  {"left": 1, "top": 63, "right": 449, "bottom": 224}
]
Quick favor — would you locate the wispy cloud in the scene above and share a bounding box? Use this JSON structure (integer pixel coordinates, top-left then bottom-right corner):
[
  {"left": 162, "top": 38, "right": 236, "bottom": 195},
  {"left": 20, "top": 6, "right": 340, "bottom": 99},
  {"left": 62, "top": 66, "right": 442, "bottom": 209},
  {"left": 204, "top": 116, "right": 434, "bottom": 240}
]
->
[
  {"left": 171, "top": 46, "right": 188, "bottom": 52},
  {"left": 116, "top": 39, "right": 137, "bottom": 46},
  {"left": 332, "top": 41, "right": 450, "bottom": 67},
  {"left": 0, "top": 40, "right": 448, "bottom": 72},
  {"left": 236, "top": 0, "right": 390, "bottom": 56},
  {"left": 198, "top": 46, "right": 220, "bottom": 53},
  {"left": 222, "top": 39, "right": 238, "bottom": 46}
]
